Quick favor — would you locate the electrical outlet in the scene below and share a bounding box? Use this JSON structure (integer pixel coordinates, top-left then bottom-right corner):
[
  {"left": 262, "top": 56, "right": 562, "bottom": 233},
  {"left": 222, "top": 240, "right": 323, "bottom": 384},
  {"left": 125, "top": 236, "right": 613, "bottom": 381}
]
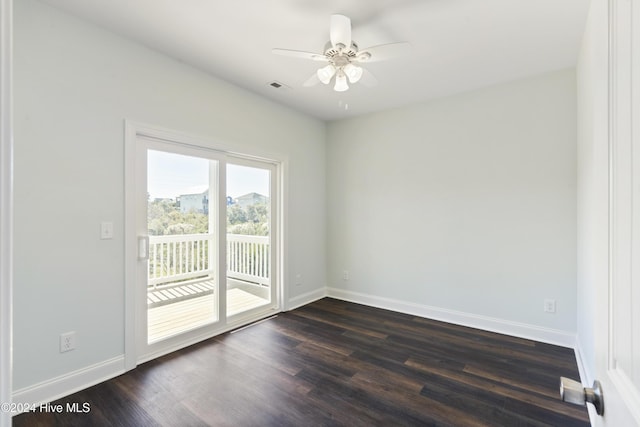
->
[
  {"left": 343, "top": 270, "right": 349, "bottom": 281},
  {"left": 544, "top": 299, "right": 556, "bottom": 313},
  {"left": 60, "top": 331, "right": 76, "bottom": 353}
]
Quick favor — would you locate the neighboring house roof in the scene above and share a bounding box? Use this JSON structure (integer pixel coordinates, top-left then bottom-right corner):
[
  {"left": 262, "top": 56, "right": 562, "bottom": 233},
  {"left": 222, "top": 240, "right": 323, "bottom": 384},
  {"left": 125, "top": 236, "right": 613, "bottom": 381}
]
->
[{"left": 234, "top": 192, "right": 266, "bottom": 201}]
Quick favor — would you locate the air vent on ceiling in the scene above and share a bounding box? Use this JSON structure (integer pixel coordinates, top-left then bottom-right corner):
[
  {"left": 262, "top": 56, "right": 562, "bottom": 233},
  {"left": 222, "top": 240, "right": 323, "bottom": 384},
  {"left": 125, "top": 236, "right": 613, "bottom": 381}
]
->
[{"left": 267, "top": 81, "right": 291, "bottom": 90}]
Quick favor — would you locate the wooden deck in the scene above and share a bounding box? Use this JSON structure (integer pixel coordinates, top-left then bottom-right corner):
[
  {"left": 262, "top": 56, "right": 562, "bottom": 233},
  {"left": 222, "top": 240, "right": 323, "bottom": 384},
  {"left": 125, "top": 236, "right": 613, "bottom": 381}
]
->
[
  {"left": 147, "top": 279, "right": 215, "bottom": 308},
  {"left": 148, "top": 286, "right": 269, "bottom": 342}
]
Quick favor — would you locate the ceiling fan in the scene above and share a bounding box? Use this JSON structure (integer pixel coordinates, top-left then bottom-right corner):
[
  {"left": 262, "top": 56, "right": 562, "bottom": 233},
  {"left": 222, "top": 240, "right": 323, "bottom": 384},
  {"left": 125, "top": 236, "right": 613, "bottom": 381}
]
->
[{"left": 272, "top": 14, "right": 410, "bottom": 92}]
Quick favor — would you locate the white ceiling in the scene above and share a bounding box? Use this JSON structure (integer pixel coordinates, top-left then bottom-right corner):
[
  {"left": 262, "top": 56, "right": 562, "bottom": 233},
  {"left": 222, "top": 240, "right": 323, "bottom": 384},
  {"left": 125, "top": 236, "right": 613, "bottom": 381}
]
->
[{"left": 39, "top": 0, "right": 590, "bottom": 121}]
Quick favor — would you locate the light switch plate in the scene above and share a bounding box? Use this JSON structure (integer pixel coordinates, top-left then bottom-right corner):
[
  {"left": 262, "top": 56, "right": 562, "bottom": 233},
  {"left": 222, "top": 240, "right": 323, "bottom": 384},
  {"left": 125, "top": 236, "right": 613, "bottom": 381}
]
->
[{"left": 101, "top": 221, "right": 114, "bottom": 239}]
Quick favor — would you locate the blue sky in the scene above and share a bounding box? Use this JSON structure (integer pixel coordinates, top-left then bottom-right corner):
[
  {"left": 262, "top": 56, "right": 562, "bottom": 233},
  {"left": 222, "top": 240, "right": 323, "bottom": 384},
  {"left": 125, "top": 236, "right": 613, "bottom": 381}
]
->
[{"left": 147, "top": 150, "right": 269, "bottom": 200}]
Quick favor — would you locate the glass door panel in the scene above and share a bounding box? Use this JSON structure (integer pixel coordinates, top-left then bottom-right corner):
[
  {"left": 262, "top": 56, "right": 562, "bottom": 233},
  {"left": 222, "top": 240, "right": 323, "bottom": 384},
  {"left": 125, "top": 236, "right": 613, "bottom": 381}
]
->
[
  {"left": 146, "top": 149, "right": 218, "bottom": 343},
  {"left": 226, "top": 163, "right": 272, "bottom": 317}
]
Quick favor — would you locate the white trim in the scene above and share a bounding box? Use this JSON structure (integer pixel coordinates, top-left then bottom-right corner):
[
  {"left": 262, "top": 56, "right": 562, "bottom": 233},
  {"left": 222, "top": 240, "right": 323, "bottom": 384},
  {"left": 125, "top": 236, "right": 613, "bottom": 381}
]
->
[
  {"left": 0, "top": 1, "right": 12, "bottom": 426},
  {"left": 286, "top": 288, "right": 327, "bottom": 311},
  {"left": 279, "top": 159, "right": 290, "bottom": 310},
  {"left": 11, "top": 357, "right": 125, "bottom": 416},
  {"left": 326, "top": 288, "right": 577, "bottom": 348},
  {"left": 574, "top": 338, "right": 593, "bottom": 385},
  {"left": 573, "top": 341, "right": 599, "bottom": 425},
  {"left": 126, "top": 120, "right": 287, "bottom": 164},
  {"left": 123, "top": 121, "right": 137, "bottom": 370}
]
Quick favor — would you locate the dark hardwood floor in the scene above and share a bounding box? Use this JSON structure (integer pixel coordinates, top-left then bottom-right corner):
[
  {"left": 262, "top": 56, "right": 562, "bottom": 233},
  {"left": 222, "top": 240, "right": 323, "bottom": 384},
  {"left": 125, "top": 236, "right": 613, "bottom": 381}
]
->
[{"left": 14, "top": 298, "right": 590, "bottom": 426}]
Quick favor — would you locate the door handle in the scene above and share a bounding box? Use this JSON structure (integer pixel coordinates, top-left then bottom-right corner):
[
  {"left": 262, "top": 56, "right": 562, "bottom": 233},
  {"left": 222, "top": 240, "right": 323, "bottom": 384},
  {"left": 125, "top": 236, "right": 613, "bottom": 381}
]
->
[
  {"left": 560, "top": 376, "right": 604, "bottom": 415},
  {"left": 138, "top": 236, "right": 149, "bottom": 260}
]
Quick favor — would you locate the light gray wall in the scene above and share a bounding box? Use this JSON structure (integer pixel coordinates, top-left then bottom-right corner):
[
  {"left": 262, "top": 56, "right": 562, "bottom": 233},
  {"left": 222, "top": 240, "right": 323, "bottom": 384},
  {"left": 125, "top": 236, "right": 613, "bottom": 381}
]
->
[
  {"left": 326, "top": 69, "right": 577, "bottom": 332},
  {"left": 13, "top": 0, "right": 325, "bottom": 390}
]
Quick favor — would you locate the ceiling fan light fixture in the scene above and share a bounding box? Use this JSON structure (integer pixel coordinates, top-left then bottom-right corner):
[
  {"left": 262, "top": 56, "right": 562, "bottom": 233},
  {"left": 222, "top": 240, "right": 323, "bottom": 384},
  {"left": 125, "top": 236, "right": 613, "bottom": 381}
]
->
[
  {"left": 334, "top": 71, "right": 349, "bottom": 92},
  {"left": 317, "top": 64, "right": 336, "bottom": 84},
  {"left": 355, "top": 52, "right": 372, "bottom": 62},
  {"left": 343, "top": 63, "right": 363, "bottom": 83},
  {"left": 273, "top": 14, "right": 410, "bottom": 92}
]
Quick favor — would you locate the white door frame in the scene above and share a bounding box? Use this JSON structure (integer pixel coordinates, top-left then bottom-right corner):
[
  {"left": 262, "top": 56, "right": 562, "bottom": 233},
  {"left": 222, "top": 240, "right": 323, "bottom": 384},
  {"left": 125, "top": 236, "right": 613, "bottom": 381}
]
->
[
  {"left": 0, "top": 0, "right": 13, "bottom": 426},
  {"left": 124, "top": 121, "right": 283, "bottom": 367},
  {"left": 590, "top": 0, "right": 640, "bottom": 424}
]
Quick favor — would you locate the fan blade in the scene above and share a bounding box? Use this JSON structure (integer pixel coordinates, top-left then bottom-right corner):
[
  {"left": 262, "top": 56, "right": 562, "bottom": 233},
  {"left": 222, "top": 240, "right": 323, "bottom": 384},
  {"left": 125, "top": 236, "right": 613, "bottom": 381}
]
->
[
  {"left": 355, "top": 42, "right": 411, "bottom": 63},
  {"left": 329, "top": 14, "right": 351, "bottom": 48},
  {"left": 303, "top": 73, "right": 321, "bottom": 87},
  {"left": 272, "top": 48, "right": 327, "bottom": 62},
  {"left": 359, "top": 69, "right": 378, "bottom": 87}
]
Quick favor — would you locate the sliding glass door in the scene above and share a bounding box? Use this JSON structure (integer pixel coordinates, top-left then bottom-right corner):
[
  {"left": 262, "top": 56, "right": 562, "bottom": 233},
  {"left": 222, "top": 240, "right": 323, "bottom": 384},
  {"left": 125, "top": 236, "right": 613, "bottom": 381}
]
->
[{"left": 133, "top": 134, "right": 279, "bottom": 360}]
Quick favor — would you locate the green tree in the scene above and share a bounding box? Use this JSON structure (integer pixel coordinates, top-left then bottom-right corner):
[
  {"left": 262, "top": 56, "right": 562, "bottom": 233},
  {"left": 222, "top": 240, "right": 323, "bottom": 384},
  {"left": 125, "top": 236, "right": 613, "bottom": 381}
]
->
[
  {"left": 227, "top": 204, "right": 247, "bottom": 225},
  {"left": 226, "top": 203, "right": 268, "bottom": 235},
  {"left": 148, "top": 198, "right": 268, "bottom": 236},
  {"left": 147, "top": 198, "right": 208, "bottom": 235}
]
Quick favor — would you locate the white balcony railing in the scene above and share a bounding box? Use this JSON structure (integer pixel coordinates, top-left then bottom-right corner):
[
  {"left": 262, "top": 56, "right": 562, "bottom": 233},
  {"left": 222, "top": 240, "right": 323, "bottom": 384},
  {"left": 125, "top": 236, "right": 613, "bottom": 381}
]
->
[
  {"left": 148, "top": 233, "right": 269, "bottom": 287},
  {"left": 148, "top": 233, "right": 212, "bottom": 286},
  {"left": 226, "top": 234, "right": 270, "bottom": 286}
]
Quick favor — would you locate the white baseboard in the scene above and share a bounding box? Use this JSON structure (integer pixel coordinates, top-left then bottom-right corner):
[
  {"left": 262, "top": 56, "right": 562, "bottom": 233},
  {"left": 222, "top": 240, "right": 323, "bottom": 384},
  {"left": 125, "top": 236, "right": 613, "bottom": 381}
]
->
[
  {"left": 286, "top": 288, "right": 326, "bottom": 311},
  {"left": 11, "top": 356, "right": 125, "bottom": 415},
  {"left": 573, "top": 340, "right": 597, "bottom": 426},
  {"left": 574, "top": 339, "right": 592, "bottom": 385},
  {"left": 326, "top": 287, "right": 577, "bottom": 348}
]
